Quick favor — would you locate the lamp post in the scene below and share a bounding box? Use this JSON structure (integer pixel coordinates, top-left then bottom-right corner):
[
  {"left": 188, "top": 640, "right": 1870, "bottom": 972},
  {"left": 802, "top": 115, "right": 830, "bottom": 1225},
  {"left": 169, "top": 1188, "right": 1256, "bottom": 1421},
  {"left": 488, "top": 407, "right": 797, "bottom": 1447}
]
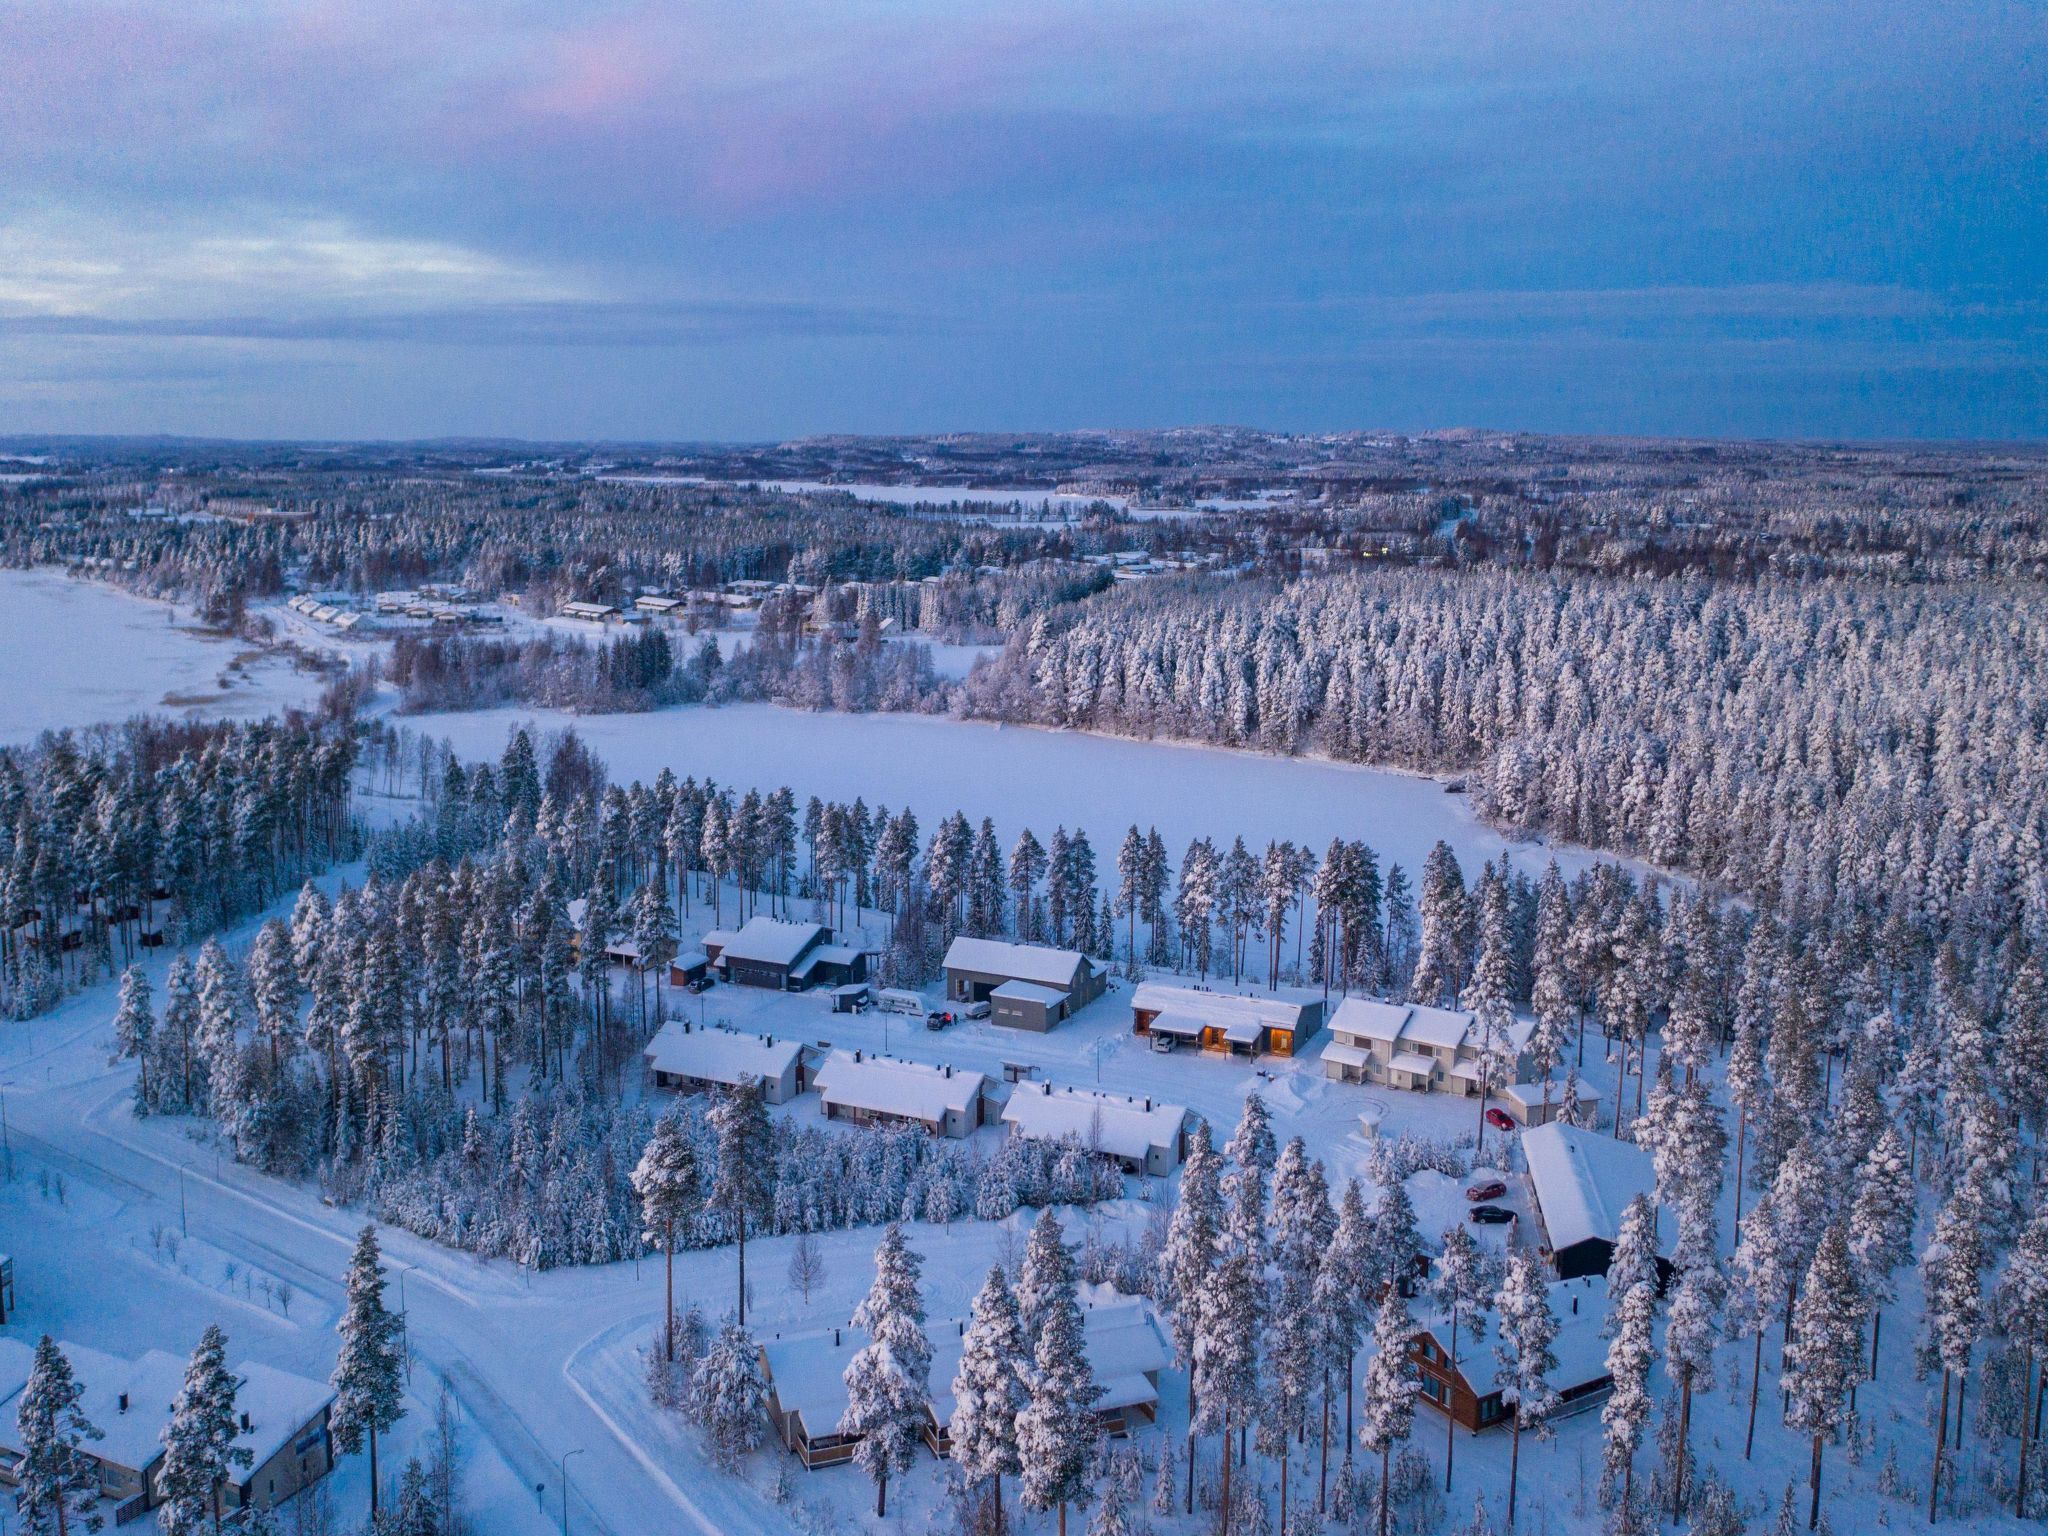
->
[{"left": 560, "top": 1448, "right": 585, "bottom": 1535}]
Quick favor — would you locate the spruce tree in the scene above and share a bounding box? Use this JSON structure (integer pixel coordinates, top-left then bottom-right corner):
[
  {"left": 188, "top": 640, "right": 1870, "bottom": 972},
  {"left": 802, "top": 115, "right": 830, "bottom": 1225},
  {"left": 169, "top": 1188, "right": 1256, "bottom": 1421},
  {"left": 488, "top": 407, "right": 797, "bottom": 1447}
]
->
[
  {"left": 332, "top": 1225, "right": 407, "bottom": 1519},
  {"left": 708, "top": 1076, "right": 772, "bottom": 1325},
  {"left": 952, "top": 1265, "right": 1029, "bottom": 1535},
  {"left": 15, "top": 1335, "right": 104, "bottom": 1536},
  {"left": 690, "top": 1318, "right": 765, "bottom": 1471},
  {"left": 112, "top": 964, "right": 155, "bottom": 1111},
  {"left": 1359, "top": 1288, "right": 1417, "bottom": 1536},
  {"left": 1431, "top": 1223, "right": 1494, "bottom": 1494},
  {"left": 1017, "top": 1218, "right": 1101, "bottom": 1536},
  {"left": 1154, "top": 1121, "right": 1222, "bottom": 1512},
  {"left": 1600, "top": 1280, "right": 1655, "bottom": 1514},
  {"left": 159, "top": 1324, "right": 250, "bottom": 1536},
  {"left": 1782, "top": 1225, "right": 1864, "bottom": 1531},
  {"left": 1492, "top": 1250, "right": 1558, "bottom": 1529},
  {"left": 844, "top": 1224, "right": 929, "bottom": 1518},
  {"left": 1994, "top": 1205, "right": 2048, "bottom": 1515}
]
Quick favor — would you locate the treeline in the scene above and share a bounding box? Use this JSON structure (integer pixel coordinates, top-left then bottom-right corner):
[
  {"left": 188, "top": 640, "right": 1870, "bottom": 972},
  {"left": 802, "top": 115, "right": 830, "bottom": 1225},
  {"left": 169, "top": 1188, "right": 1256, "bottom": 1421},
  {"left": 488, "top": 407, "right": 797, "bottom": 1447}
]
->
[{"left": 0, "top": 715, "right": 358, "bottom": 1018}]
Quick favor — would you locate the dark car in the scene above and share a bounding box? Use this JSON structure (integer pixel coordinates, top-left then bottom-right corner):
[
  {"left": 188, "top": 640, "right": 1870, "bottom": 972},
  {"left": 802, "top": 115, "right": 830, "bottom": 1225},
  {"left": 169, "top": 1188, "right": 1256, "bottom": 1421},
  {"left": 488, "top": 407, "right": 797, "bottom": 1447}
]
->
[
  {"left": 925, "top": 1010, "right": 955, "bottom": 1031},
  {"left": 1468, "top": 1205, "right": 1517, "bottom": 1226},
  {"left": 1464, "top": 1180, "right": 1508, "bottom": 1203},
  {"left": 1484, "top": 1107, "right": 1518, "bottom": 1133},
  {"left": 687, "top": 975, "right": 715, "bottom": 994}
]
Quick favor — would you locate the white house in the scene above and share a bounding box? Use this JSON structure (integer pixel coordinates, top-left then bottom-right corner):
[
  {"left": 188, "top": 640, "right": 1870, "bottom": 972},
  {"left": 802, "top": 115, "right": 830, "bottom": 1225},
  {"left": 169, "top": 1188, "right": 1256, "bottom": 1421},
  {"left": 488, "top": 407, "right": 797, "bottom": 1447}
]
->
[
  {"left": 1321, "top": 997, "right": 1534, "bottom": 1094},
  {"left": 1000, "top": 1083, "right": 1191, "bottom": 1175},
  {"left": 811, "top": 1051, "right": 989, "bottom": 1138},
  {"left": 643, "top": 1021, "right": 806, "bottom": 1103},
  {"left": 1129, "top": 983, "right": 1325, "bottom": 1057}
]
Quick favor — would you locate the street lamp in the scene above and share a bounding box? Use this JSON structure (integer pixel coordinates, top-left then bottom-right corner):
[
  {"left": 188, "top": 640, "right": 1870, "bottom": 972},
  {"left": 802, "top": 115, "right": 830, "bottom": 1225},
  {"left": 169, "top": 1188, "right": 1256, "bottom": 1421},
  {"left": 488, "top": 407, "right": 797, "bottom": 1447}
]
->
[{"left": 560, "top": 1448, "right": 585, "bottom": 1535}]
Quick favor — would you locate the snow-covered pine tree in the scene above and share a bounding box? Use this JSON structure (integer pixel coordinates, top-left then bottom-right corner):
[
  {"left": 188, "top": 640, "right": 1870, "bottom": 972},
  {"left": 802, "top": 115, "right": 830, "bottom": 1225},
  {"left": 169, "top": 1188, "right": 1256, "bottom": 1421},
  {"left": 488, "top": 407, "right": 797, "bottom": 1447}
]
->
[
  {"left": 331, "top": 1224, "right": 407, "bottom": 1520},
  {"left": 1728, "top": 1184, "right": 1790, "bottom": 1461},
  {"left": 1155, "top": 1122, "right": 1222, "bottom": 1513},
  {"left": 1846, "top": 1127, "right": 1914, "bottom": 1384},
  {"left": 1603, "top": 1195, "right": 1660, "bottom": 1334},
  {"left": 1432, "top": 1223, "right": 1494, "bottom": 1495},
  {"left": 631, "top": 1109, "right": 700, "bottom": 1363},
  {"left": 1017, "top": 1215, "right": 1101, "bottom": 1536},
  {"left": 1226, "top": 1092, "right": 1277, "bottom": 1173},
  {"left": 1662, "top": 1253, "right": 1723, "bottom": 1519},
  {"left": 952, "top": 1264, "right": 1029, "bottom": 1535},
  {"left": 1782, "top": 1224, "right": 1864, "bottom": 1531},
  {"left": 1921, "top": 1181, "right": 1986, "bottom": 1523},
  {"left": 844, "top": 1223, "right": 930, "bottom": 1518},
  {"left": 1492, "top": 1249, "right": 1558, "bottom": 1529},
  {"left": 112, "top": 964, "right": 155, "bottom": 1112},
  {"left": 1464, "top": 862, "right": 1518, "bottom": 1156},
  {"left": 690, "top": 1317, "right": 765, "bottom": 1472},
  {"left": 158, "top": 1324, "right": 250, "bottom": 1536},
  {"left": 1527, "top": 863, "right": 1573, "bottom": 1115},
  {"left": 1600, "top": 1279, "right": 1655, "bottom": 1512},
  {"left": 1314, "top": 1177, "right": 1374, "bottom": 1498},
  {"left": 1410, "top": 841, "right": 1467, "bottom": 1007},
  {"left": 707, "top": 1076, "right": 773, "bottom": 1325},
  {"left": 15, "top": 1334, "right": 104, "bottom": 1536},
  {"left": 1994, "top": 1204, "right": 2048, "bottom": 1515},
  {"left": 1359, "top": 1288, "right": 1417, "bottom": 1536}
]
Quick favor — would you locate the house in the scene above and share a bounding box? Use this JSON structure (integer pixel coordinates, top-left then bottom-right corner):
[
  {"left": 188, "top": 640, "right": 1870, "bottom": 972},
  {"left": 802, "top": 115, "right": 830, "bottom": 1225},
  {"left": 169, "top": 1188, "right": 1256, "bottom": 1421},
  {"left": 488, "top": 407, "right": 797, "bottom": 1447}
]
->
[
  {"left": 760, "top": 1298, "right": 1172, "bottom": 1469},
  {"left": 1129, "top": 983, "right": 1324, "bottom": 1057},
  {"left": 635, "top": 594, "right": 685, "bottom": 617},
  {"left": 222, "top": 1362, "right": 336, "bottom": 1512},
  {"left": 1320, "top": 998, "right": 1534, "bottom": 1095},
  {"left": 0, "top": 1343, "right": 333, "bottom": 1519},
  {"left": 1000, "top": 1083, "right": 1191, "bottom": 1175},
  {"left": 1521, "top": 1121, "right": 1665, "bottom": 1280},
  {"left": 666, "top": 950, "right": 711, "bottom": 988},
  {"left": 559, "top": 600, "right": 620, "bottom": 623},
  {"left": 1411, "top": 1274, "right": 1614, "bottom": 1430},
  {"left": 707, "top": 916, "right": 866, "bottom": 991},
  {"left": 940, "top": 938, "right": 1108, "bottom": 1029},
  {"left": 643, "top": 1021, "right": 805, "bottom": 1103},
  {"left": 1495, "top": 1080, "right": 1603, "bottom": 1128},
  {"left": 811, "top": 1051, "right": 988, "bottom": 1137}
]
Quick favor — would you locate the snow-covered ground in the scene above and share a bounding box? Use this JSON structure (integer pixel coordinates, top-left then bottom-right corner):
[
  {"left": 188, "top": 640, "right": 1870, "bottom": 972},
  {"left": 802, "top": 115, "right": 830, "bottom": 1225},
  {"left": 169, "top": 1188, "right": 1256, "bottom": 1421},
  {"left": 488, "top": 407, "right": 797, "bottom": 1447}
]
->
[
  {"left": 0, "top": 570, "right": 323, "bottom": 744},
  {"left": 413, "top": 701, "right": 1607, "bottom": 886}
]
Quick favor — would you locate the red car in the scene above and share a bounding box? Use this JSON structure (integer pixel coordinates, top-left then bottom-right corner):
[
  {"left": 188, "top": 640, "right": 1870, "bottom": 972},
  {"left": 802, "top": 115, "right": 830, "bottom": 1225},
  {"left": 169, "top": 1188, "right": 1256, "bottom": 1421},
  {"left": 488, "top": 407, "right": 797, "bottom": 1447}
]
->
[
  {"left": 1484, "top": 1107, "right": 1517, "bottom": 1133},
  {"left": 1464, "top": 1180, "right": 1508, "bottom": 1203}
]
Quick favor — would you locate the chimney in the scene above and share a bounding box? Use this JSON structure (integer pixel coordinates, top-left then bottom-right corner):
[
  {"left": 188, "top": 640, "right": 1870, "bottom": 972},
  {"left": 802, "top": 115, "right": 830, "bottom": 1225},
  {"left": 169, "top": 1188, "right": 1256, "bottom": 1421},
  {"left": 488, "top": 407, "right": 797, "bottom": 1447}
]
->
[
  {"left": 119, "top": 1393, "right": 130, "bottom": 1414},
  {"left": 241, "top": 1411, "right": 252, "bottom": 1432},
  {"left": 1571, "top": 1295, "right": 1580, "bottom": 1315},
  {"left": 855, "top": 1049, "right": 862, "bottom": 1063},
  {"left": 834, "top": 1328, "right": 841, "bottom": 1346},
  {"left": 1042, "top": 1082, "right": 1050, "bottom": 1095},
  {"left": 1144, "top": 1097, "right": 1151, "bottom": 1111}
]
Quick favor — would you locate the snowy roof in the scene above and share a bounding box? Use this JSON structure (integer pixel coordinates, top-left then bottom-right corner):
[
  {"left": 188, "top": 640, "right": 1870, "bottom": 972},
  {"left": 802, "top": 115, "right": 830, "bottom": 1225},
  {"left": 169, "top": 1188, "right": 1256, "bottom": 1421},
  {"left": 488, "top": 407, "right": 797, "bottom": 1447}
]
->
[
  {"left": 1130, "top": 983, "right": 1315, "bottom": 1031},
  {"left": 1417, "top": 1274, "right": 1612, "bottom": 1392},
  {"left": 0, "top": 1340, "right": 187, "bottom": 1473},
  {"left": 942, "top": 937, "right": 1088, "bottom": 990},
  {"left": 1401, "top": 1004, "right": 1476, "bottom": 1050},
  {"left": 717, "top": 916, "right": 826, "bottom": 968},
  {"left": 1001, "top": 1083, "right": 1188, "bottom": 1162},
  {"left": 1389, "top": 1051, "right": 1438, "bottom": 1076},
  {"left": 644, "top": 1022, "right": 801, "bottom": 1085},
  {"left": 1498, "top": 1081, "right": 1602, "bottom": 1110},
  {"left": 230, "top": 1361, "right": 334, "bottom": 1473},
  {"left": 765, "top": 1299, "right": 1171, "bottom": 1437},
  {"left": 1320, "top": 1040, "right": 1371, "bottom": 1069},
  {"left": 1148, "top": 1012, "right": 1207, "bottom": 1038},
  {"left": 991, "top": 979, "right": 1069, "bottom": 1007},
  {"left": 812, "top": 1052, "right": 986, "bottom": 1123},
  {"left": 1522, "top": 1121, "right": 1662, "bottom": 1254},
  {"left": 790, "top": 943, "right": 863, "bottom": 979},
  {"left": 1328, "top": 997, "right": 1411, "bottom": 1043}
]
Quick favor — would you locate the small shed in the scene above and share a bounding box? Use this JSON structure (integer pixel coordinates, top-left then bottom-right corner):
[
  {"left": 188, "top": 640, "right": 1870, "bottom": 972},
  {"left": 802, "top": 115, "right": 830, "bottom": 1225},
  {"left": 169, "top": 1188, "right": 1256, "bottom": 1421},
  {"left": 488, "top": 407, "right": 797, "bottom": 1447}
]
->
[{"left": 990, "top": 979, "right": 1071, "bottom": 1032}]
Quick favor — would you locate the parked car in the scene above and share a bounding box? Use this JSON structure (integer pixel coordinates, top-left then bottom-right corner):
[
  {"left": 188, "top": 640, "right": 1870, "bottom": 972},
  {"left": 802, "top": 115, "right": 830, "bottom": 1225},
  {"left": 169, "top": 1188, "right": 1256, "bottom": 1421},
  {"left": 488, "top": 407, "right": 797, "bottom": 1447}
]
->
[
  {"left": 1464, "top": 1180, "right": 1508, "bottom": 1203},
  {"left": 1149, "top": 1032, "right": 1177, "bottom": 1054},
  {"left": 1484, "top": 1107, "right": 1518, "bottom": 1133},
  {"left": 1468, "top": 1205, "right": 1516, "bottom": 1226},
  {"left": 964, "top": 1000, "right": 992, "bottom": 1020},
  {"left": 687, "top": 975, "right": 715, "bottom": 994},
  {"left": 924, "top": 1010, "right": 956, "bottom": 1031}
]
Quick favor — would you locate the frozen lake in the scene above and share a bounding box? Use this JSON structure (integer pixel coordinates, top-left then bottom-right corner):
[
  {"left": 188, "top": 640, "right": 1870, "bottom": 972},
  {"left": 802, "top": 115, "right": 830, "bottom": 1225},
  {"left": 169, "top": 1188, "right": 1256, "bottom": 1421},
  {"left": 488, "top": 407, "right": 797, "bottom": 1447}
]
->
[
  {"left": 415, "top": 701, "right": 1603, "bottom": 883},
  {"left": 0, "top": 570, "right": 323, "bottom": 745}
]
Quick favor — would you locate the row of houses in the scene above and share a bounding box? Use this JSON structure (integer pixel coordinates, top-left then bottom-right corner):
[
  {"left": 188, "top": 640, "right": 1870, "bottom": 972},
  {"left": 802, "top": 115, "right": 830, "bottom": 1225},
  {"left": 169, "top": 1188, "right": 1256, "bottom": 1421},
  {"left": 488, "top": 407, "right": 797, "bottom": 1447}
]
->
[
  {"left": 641, "top": 1024, "right": 1193, "bottom": 1173},
  {"left": 761, "top": 1297, "right": 1173, "bottom": 1469},
  {"left": 0, "top": 1340, "right": 334, "bottom": 1521}
]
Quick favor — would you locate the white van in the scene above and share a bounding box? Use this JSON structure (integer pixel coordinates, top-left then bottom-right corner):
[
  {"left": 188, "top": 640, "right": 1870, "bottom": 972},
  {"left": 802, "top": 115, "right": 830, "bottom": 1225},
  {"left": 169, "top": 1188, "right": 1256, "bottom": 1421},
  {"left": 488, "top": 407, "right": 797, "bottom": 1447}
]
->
[{"left": 876, "top": 988, "right": 924, "bottom": 1016}]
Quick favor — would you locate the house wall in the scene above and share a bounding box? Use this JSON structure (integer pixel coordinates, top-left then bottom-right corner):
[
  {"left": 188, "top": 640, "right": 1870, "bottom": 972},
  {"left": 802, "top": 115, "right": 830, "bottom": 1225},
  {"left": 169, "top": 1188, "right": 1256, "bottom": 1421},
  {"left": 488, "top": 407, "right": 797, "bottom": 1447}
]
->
[
  {"left": 991, "top": 993, "right": 1058, "bottom": 1031},
  {"left": 235, "top": 1410, "right": 333, "bottom": 1510},
  {"left": 1551, "top": 1237, "right": 1614, "bottom": 1281},
  {"left": 726, "top": 958, "right": 792, "bottom": 990}
]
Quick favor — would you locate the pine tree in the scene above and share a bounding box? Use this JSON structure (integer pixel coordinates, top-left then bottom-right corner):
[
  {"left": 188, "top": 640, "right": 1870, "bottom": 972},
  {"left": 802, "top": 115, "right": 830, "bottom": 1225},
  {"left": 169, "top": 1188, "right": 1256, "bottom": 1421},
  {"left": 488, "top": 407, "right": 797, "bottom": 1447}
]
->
[
  {"left": 332, "top": 1225, "right": 407, "bottom": 1520},
  {"left": 1492, "top": 1250, "right": 1558, "bottom": 1529},
  {"left": 1432, "top": 1223, "right": 1494, "bottom": 1495},
  {"left": 844, "top": 1224, "right": 929, "bottom": 1518},
  {"left": 1922, "top": 1183, "right": 1986, "bottom": 1523},
  {"left": 112, "top": 964, "right": 155, "bottom": 1111},
  {"left": 1846, "top": 1128, "right": 1914, "bottom": 1384},
  {"left": 1226, "top": 1092, "right": 1277, "bottom": 1173},
  {"left": 1783, "top": 1225, "right": 1864, "bottom": 1531},
  {"left": 1464, "top": 863, "right": 1519, "bottom": 1156},
  {"left": 1411, "top": 841, "right": 1468, "bottom": 1006},
  {"left": 1359, "top": 1288, "right": 1417, "bottom": 1536},
  {"left": 1994, "top": 1205, "right": 2048, "bottom": 1516},
  {"left": 1017, "top": 1215, "right": 1101, "bottom": 1536},
  {"left": 632, "top": 1110, "right": 700, "bottom": 1362},
  {"left": 1604, "top": 1195, "right": 1660, "bottom": 1330},
  {"left": 952, "top": 1265, "right": 1029, "bottom": 1535},
  {"left": 1155, "top": 1122, "right": 1222, "bottom": 1512},
  {"left": 691, "top": 1318, "right": 765, "bottom": 1472},
  {"left": 15, "top": 1335, "right": 104, "bottom": 1536},
  {"left": 708, "top": 1077, "right": 772, "bottom": 1325},
  {"left": 1600, "top": 1280, "right": 1655, "bottom": 1514},
  {"left": 158, "top": 1324, "right": 250, "bottom": 1536},
  {"left": 1662, "top": 1254, "right": 1723, "bottom": 1518}
]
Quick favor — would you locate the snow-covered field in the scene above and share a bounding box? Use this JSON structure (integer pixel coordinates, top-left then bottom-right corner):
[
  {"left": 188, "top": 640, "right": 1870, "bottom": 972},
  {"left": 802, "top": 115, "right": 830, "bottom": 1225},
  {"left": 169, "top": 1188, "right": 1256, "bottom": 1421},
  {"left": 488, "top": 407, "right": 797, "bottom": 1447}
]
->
[
  {"left": 0, "top": 570, "right": 323, "bottom": 744},
  {"left": 413, "top": 701, "right": 1605, "bottom": 885}
]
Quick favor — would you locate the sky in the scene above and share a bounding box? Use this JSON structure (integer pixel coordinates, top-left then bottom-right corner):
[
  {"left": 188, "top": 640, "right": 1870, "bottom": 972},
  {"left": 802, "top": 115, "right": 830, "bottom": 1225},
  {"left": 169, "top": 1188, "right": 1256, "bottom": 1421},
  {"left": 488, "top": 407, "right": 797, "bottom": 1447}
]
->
[{"left": 1, "top": 0, "right": 2043, "bottom": 443}]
